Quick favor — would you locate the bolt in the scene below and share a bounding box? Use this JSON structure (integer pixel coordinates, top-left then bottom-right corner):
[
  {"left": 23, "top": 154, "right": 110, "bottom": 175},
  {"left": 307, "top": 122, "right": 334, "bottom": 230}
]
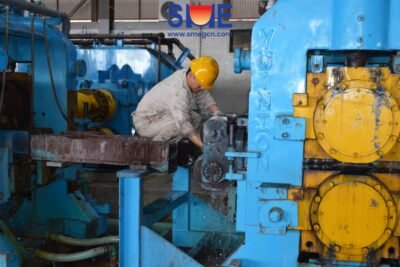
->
[
  {"left": 334, "top": 245, "right": 340, "bottom": 252},
  {"left": 329, "top": 148, "right": 337, "bottom": 155},
  {"left": 313, "top": 64, "right": 320, "bottom": 70},
  {"left": 313, "top": 224, "right": 320, "bottom": 231},
  {"left": 314, "top": 196, "right": 321, "bottom": 203},
  {"left": 377, "top": 150, "right": 384, "bottom": 156},
  {"left": 357, "top": 36, "right": 364, "bottom": 43},
  {"left": 317, "top": 133, "right": 325, "bottom": 140},
  {"left": 374, "top": 184, "right": 382, "bottom": 191},
  {"left": 269, "top": 207, "right": 284, "bottom": 223},
  {"left": 282, "top": 118, "right": 290, "bottom": 125},
  {"left": 385, "top": 229, "right": 392, "bottom": 235},
  {"left": 312, "top": 78, "right": 320, "bottom": 85},
  {"left": 387, "top": 201, "right": 394, "bottom": 207},
  {"left": 353, "top": 152, "right": 359, "bottom": 157},
  {"left": 357, "top": 15, "right": 365, "bottom": 22},
  {"left": 362, "top": 247, "right": 369, "bottom": 254},
  {"left": 318, "top": 104, "right": 325, "bottom": 110},
  {"left": 282, "top": 132, "right": 289, "bottom": 139}
]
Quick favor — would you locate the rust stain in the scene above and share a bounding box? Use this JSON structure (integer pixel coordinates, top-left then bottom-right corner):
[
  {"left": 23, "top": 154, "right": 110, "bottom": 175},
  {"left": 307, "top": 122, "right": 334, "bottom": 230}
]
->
[{"left": 31, "top": 133, "right": 172, "bottom": 170}]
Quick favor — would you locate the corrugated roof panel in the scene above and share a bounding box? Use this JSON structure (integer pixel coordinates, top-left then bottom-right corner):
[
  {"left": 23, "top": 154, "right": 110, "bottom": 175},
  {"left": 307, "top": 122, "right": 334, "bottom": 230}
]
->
[{"left": 115, "top": 0, "right": 139, "bottom": 20}]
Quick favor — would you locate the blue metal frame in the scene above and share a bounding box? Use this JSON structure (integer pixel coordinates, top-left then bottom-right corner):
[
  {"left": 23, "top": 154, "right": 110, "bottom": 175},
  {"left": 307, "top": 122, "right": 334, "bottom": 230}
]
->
[
  {"left": 227, "top": 0, "right": 400, "bottom": 266},
  {"left": 119, "top": 167, "right": 240, "bottom": 266}
]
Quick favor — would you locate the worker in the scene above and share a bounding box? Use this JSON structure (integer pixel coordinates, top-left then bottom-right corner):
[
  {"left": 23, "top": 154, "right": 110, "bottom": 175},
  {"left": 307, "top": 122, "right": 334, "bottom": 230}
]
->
[{"left": 132, "top": 56, "right": 222, "bottom": 149}]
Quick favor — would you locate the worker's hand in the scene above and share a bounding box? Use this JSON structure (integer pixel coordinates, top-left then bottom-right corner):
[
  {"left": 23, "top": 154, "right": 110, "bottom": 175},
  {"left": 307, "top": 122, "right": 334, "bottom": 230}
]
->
[{"left": 188, "top": 133, "right": 204, "bottom": 150}]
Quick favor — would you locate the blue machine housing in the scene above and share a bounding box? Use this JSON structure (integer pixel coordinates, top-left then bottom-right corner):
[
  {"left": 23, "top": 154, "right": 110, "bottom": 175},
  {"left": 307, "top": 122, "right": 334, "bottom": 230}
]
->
[
  {"left": 75, "top": 46, "right": 179, "bottom": 134},
  {"left": 229, "top": 0, "right": 400, "bottom": 266},
  {"left": 0, "top": 14, "right": 76, "bottom": 134}
]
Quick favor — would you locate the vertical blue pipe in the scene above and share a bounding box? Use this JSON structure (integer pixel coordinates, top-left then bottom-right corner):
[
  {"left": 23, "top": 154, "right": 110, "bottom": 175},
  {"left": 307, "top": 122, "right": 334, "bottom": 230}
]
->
[{"left": 118, "top": 170, "right": 145, "bottom": 267}]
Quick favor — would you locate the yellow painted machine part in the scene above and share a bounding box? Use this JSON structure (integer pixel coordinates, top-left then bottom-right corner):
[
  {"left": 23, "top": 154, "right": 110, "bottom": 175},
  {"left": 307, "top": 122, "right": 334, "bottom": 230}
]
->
[
  {"left": 294, "top": 67, "right": 400, "bottom": 163},
  {"left": 317, "top": 182, "right": 388, "bottom": 251},
  {"left": 76, "top": 89, "right": 116, "bottom": 122},
  {"left": 314, "top": 88, "right": 399, "bottom": 163},
  {"left": 292, "top": 171, "right": 400, "bottom": 261}
]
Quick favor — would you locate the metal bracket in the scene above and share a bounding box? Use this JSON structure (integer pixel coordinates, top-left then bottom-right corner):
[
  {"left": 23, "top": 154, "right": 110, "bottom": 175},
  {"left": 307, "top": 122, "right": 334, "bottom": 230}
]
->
[
  {"left": 273, "top": 116, "right": 306, "bottom": 141},
  {"left": 258, "top": 199, "right": 298, "bottom": 235},
  {"left": 310, "top": 54, "right": 325, "bottom": 73},
  {"left": 224, "top": 151, "right": 260, "bottom": 181}
]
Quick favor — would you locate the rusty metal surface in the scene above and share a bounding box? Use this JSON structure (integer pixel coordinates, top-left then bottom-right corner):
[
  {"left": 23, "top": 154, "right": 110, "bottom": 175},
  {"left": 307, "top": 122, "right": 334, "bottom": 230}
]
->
[
  {"left": 31, "top": 132, "right": 172, "bottom": 169},
  {"left": 0, "top": 73, "right": 32, "bottom": 130}
]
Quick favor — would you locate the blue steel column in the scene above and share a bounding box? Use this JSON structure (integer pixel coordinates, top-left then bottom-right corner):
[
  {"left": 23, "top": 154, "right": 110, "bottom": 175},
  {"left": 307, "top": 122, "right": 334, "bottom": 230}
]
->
[
  {"left": 118, "top": 169, "right": 146, "bottom": 267},
  {"left": 0, "top": 147, "right": 9, "bottom": 205},
  {"left": 172, "top": 167, "right": 201, "bottom": 247}
]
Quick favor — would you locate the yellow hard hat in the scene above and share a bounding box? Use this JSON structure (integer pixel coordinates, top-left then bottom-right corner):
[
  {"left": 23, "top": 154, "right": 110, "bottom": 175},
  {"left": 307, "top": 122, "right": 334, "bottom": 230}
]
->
[{"left": 190, "top": 56, "right": 219, "bottom": 90}]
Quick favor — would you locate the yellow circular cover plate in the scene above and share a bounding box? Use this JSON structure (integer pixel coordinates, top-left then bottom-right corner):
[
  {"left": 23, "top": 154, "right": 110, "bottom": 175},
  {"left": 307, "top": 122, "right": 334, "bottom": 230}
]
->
[
  {"left": 314, "top": 87, "right": 400, "bottom": 163},
  {"left": 310, "top": 174, "right": 397, "bottom": 256}
]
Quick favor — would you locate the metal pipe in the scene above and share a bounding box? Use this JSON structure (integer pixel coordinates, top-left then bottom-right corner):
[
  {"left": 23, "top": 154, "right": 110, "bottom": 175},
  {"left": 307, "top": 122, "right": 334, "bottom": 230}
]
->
[
  {"left": 168, "top": 38, "right": 195, "bottom": 60},
  {"left": 157, "top": 36, "right": 161, "bottom": 82},
  {"left": 35, "top": 246, "right": 112, "bottom": 262},
  {"left": 71, "top": 39, "right": 152, "bottom": 46},
  {"left": 30, "top": 12, "right": 35, "bottom": 130},
  {"left": 0, "top": 0, "right": 70, "bottom": 35},
  {"left": 69, "top": 34, "right": 195, "bottom": 60},
  {"left": 68, "top": 33, "right": 165, "bottom": 40},
  {"left": 68, "top": 0, "right": 88, "bottom": 18},
  {"left": 0, "top": 2, "right": 9, "bottom": 117}
]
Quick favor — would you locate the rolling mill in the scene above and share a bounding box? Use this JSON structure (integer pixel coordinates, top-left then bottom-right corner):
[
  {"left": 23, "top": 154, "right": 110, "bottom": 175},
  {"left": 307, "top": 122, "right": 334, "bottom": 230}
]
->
[{"left": 0, "top": 0, "right": 399, "bottom": 266}]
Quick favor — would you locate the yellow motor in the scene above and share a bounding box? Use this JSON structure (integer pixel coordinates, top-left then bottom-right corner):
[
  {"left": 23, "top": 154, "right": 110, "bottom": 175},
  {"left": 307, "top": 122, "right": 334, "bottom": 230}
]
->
[{"left": 72, "top": 89, "right": 116, "bottom": 122}]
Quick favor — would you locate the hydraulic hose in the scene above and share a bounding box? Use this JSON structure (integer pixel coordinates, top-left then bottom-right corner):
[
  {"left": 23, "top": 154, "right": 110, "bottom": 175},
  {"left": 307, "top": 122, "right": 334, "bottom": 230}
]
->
[
  {"left": 42, "top": 18, "right": 68, "bottom": 122},
  {"left": 46, "top": 233, "right": 118, "bottom": 247},
  {"left": 0, "top": 0, "right": 70, "bottom": 35},
  {"left": 35, "top": 246, "right": 113, "bottom": 262}
]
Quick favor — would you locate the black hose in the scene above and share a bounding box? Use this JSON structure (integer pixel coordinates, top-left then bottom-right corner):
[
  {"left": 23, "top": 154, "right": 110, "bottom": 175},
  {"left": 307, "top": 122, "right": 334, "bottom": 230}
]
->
[
  {"left": 0, "top": 0, "right": 70, "bottom": 35},
  {"left": 0, "top": 0, "right": 10, "bottom": 117},
  {"left": 42, "top": 19, "right": 68, "bottom": 122}
]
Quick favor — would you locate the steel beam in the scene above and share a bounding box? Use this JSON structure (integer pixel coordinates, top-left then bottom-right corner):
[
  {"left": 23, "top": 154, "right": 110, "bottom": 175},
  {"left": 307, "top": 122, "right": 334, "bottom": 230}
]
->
[{"left": 31, "top": 133, "right": 174, "bottom": 171}]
